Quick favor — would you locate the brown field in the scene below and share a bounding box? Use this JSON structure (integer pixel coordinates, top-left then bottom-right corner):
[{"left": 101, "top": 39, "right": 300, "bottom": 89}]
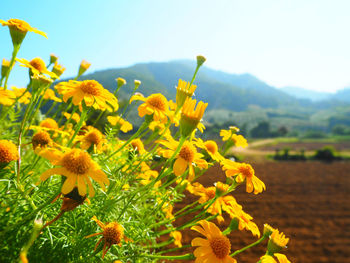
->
[
  {"left": 168, "top": 161, "right": 350, "bottom": 263},
  {"left": 255, "top": 141, "right": 350, "bottom": 152}
]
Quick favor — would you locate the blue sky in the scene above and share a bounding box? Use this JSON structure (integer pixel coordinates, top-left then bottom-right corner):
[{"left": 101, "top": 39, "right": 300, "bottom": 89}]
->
[{"left": 1, "top": 0, "right": 350, "bottom": 92}]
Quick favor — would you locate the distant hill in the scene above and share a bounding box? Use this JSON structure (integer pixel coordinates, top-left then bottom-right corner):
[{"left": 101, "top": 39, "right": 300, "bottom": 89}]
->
[
  {"left": 79, "top": 60, "right": 350, "bottom": 112},
  {"left": 280, "top": 86, "right": 332, "bottom": 101}
]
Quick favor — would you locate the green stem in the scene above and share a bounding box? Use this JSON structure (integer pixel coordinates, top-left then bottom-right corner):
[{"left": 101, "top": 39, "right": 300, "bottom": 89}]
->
[
  {"left": 66, "top": 102, "right": 88, "bottom": 147},
  {"left": 4, "top": 43, "right": 20, "bottom": 89},
  {"left": 230, "top": 235, "right": 268, "bottom": 257}
]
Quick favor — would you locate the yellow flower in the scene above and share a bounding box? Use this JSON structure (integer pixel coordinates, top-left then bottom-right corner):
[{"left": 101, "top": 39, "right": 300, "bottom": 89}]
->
[
  {"left": 229, "top": 209, "right": 260, "bottom": 237},
  {"left": 38, "top": 148, "right": 109, "bottom": 197},
  {"left": 222, "top": 160, "right": 265, "bottom": 194},
  {"left": 76, "top": 126, "right": 107, "bottom": 153},
  {"left": 107, "top": 116, "right": 133, "bottom": 133},
  {"left": 130, "top": 93, "right": 170, "bottom": 123},
  {"left": 130, "top": 139, "right": 146, "bottom": 155},
  {"left": 32, "top": 131, "right": 52, "bottom": 149},
  {"left": 77, "top": 59, "right": 91, "bottom": 78},
  {"left": 0, "top": 18, "right": 47, "bottom": 45},
  {"left": 194, "top": 138, "right": 224, "bottom": 162},
  {"left": 0, "top": 87, "right": 15, "bottom": 106},
  {"left": 176, "top": 79, "right": 197, "bottom": 108},
  {"left": 269, "top": 229, "right": 289, "bottom": 252},
  {"left": 52, "top": 62, "right": 66, "bottom": 78},
  {"left": 220, "top": 129, "right": 248, "bottom": 148},
  {"left": 16, "top": 57, "right": 57, "bottom": 78},
  {"left": 42, "top": 89, "right": 61, "bottom": 102},
  {"left": 180, "top": 97, "right": 207, "bottom": 137},
  {"left": 0, "top": 140, "right": 18, "bottom": 164},
  {"left": 261, "top": 254, "right": 291, "bottom": 263},
  {"left": 191, "top": 220, "right": 237, "bottom": 263},
  {"left": 170, "top": 231, "right": 182, "bottom": 248},
  {"left": 158, "top": 136, "right": 208, "bottom": 181},
  {"left": 11, "top": 87, "right": 31, "bottom": 104},
  {"left": 40, "top": 118, "right": 59, "bottom": 130},
  {"left": 55, "top": 80, "right": 118, "bottom": 112},
  {"left": 116, "top": 77, "right": 126, "bottom": 88},
  {"left": 85, "top": 216, "right": 125, "bottom": 259},
  {"left": 1, "top": 59, "right": 11, "bottom": 79}
]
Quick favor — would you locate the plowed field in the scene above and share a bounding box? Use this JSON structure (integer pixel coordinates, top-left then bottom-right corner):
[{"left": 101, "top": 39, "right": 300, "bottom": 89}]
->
[{"left": 169, "top": 161, "right": 350, "bottom": 263}]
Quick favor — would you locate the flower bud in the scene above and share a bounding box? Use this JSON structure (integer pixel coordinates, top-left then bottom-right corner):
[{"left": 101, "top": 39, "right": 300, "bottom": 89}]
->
[
  {"left": 134, "top": 79, "right": 141, "bottom": 89},
  {"left": 77, "top": 59, "right": 91, "bottom": 78},
  {"left": 1, "top": 59, "right": 11, "bottom": 80},
  {"left": 49, "top": 54, "right": 58, "bottom": 64},
  {"left": 116, "top": 77, "right": 126, "bottom": 88},
  {"left": 52, "top": 63, "right": 65, "bottom": 78},
  {"left": 196, "top": 55, "right": 206, "bottom": 67}
]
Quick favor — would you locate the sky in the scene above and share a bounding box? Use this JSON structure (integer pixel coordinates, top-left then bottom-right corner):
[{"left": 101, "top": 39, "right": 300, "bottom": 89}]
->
[{"left": 1, "top": 0, "right": 350, "bottom": 93}]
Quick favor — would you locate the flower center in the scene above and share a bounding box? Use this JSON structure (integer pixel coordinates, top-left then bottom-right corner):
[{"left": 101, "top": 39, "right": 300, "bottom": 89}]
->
[
  {"left": 80, "top": 80, "right": 101, "bottom": 96},
  {"left": 29, "top": 58, "right": 46, "bottom": 72},
  {"left": 0, "top": 140, "right": 18, "bottom": 163},
  {"left": 238, "top": 164, "right": 254, "bottom": 178},
  {"left": 103, "top": 223, "right": 124, "bottom": 245},
  {"left": 85, "top": 130, "right": 102, "bottom": 145},
  {"left": 62, "top": 149, "right": 91, "bottom": 175},
  {"left": 32, "top": 131, "right": 51, "bottom": 149},
  {"left": 179, "top": 144, "right": 195, "bottom": 163},
  {"left": 147, "top": 94, "right": 167, "bottom": 111},
  {"left": 204, "top": 141, "right": 218, "bottom": 155},
  {"left": 209, "top": 236, "right": 231, "bottom": 259}
]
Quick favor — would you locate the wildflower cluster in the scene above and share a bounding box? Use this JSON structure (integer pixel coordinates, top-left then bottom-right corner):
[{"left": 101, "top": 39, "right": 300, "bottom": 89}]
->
[{"left": 0, "top": 18, "right": 291, "bottom": 262}]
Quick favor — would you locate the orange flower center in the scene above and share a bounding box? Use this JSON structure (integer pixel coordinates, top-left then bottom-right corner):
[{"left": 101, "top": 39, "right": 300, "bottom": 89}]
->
[
  {"left": 147, "top": 95, "right": 167, "bottom": 111},
  {"left": 32, "top": 131, "right": 51, "bottom": 149},
  {"left": 209, "top": 236, "right": 231, "bottom": 259},
  {"left": 238, "top": 164, "right": 254, "bottom": 178},
  {"left": 206, "top": 187, "right": 216, "bottom": 199},
  {"left": 80, "top": 80, "right": 101, "bottom": 96},
  {"left": 85, "top": 130, "right": 102, "bottom": 145},
  {"left": 62, "top": 149, "right": 91, "bottom": 175},
  {"left": 40, "top": 118, "right": 58, "bottom": 129},
  {"left": 29, "top": 58, "right": 46, "bottom": 72},
  {"left": 103, "top": 222, "right": 124, "bottom": 245},
  {"left": 179, "top": 144, "right": 195, "bottom": 163},
  {"left": 0, "top": 140, "right": 18, "bottom": 163},
  {"left": 204, "top": 141, "right": 218, "bottom": 155}
]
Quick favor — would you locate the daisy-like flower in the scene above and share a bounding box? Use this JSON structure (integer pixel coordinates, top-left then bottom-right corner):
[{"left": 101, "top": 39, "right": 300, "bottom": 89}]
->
[
  {"left": 55, "top": 80, "right": 118, "bottom": 112},
  {"left": 170, "top": 231, "right": 182, "bottom": 248},
  {"left": 194, "top": 138, "right": 224, "bottom": 162},
  {"left": 76, "top": 126, "right": 107, "bottom": 153},
  {"left": 267, "top": 229, "right": 289, "bottom": 254},
  {"left": 52, "top": 62, "right": 66, "bottom": 78},
  {"left": 107, "top": 116, "right": 133, "bottom": 133},
  {"left": 32, "top": 131, "right": 52, "bottom": 149},
  {"left": 220, "top": 129, "right": 248, "bottom": 148},
  {"left": 261, "top": 254, "right": 291, "bottom": 263},
  {"left": 226, "top": 208, "right": 261, "bottom": 237},
  {"left": 158, "top": 136, "right": 208, "bottom": 181},
  {"left": 130, "top": 139, "right": 146, "bottom": 155},
  {"left": 63, "top": 112, "right": 84, "bottom": 125},
  {"left": 180, "top": 97, "right": 207, "bottom": 138},
  {"left": 191, "top": 220, "right": 237, "bottom": 263},
  {"left": 42, "top": 89, "right": 61, "bottom": 102},
  {"left": 11, "top": 87, "right": 31, "bottom": 104},
  {"left": 40, "top": 118, "right": 59, "bottom": 130},
  {"left": 0, "top": 87, "right": 15, "bottom": 106},
  {"left": 221, "top": 159, "right": 265, "bottom": 194},
  {"left": 130, "top": 93, "right": 170, "bottom": 123},
  {"left": 176, "top": 79, "right": 197, "bottom": 108},
  {"left": 0, "top": 18, "right": 47, "bottom": 45},
  {"left": 16, "top": 57, "right": 57, "bottom": 78},
  {"left": 0, "top": 140, "right": 18, "bottom": 164},
  {"left": 77, "top": 60, "right": 91, "bottom": 78},
  {"left": 85, "top": 216, "right": 126, "bottom": 259},
  {"left": 38, "top": 148, "right": 109, "bottom": 197}
]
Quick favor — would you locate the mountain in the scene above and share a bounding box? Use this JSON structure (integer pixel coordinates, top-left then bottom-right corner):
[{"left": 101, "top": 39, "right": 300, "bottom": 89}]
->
[
  {"left": 79, "top": 60, "right": 326, "bottom": 112},
  {"left": 280, "top": 86, "right": 332, "bottom": 101},
  {"left": 332, "top": 88, "right": 350, "bottom": 103}
]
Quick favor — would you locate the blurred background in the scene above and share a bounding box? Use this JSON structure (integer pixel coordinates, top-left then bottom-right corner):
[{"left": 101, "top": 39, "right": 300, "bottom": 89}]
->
[{"left": 1, "top": 1, "right": 350, "bottom": 262}]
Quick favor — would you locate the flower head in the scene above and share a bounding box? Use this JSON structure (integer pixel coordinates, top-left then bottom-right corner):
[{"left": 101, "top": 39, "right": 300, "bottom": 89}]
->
[
  {"left": 170, "top": 231, "right": 182, "bottom": 248},
  {"left": 56, "top": 80, "right": 118, "bottom": 112},
  {"left": 261, "top": 254, "right": 291, "bottom": 263},
  {"left": 40, "top": 118, "right": 59, "bottom": 130},
  {"left": 107, "top": 116, "right": 133, "bottom": 133},
  {"left": 85, "top": 216, "right": 125, "bottom": 259},
  {"left": 52, "top": 63, "right": 65, "bottom": 78},
  {"left": 49, "top": 54, "right": 58, "bottom": 65},
  {"left": 76, "top": 126, "right": 107, "bottom": 153},
  {"left": 220, "top": 129, "right": 248, "bottom": 148},
  {"left": 131, "top": 93, "right": 170, "bottom": 123},
  {"left": 222, "top": 160, "right": 265, "bottom": 194},
  {"left": 0, "top": 18, "right": 47, "bottom": 45},
  {"left": 1, "top": 59, "right": 11, "bottom": 79},
  {"left": 38, "top": 148, "right": 109, "bottom": 197},
  {"left": 0, "top": 87, "right": 15, "bottom": 106},
  {"left": 268, "top": 229, "right": 289, "bottom": 253},
  {"left": 116, "top": 77, "right": 126, "bottom": 88},
  {"left": 195, "top": 138, "right": 224, "bottom": 162},
  {"left": 11, "top": 87, "right": 31, "bottom": 104},
  {"left": 16, "top": 57, "right": 57, "bottom": 78},
  {"left": 0, "top": 140, "right": 18, "bottom": 164},
  {"left": 78, "top": 60, "right": 91, "bottom": 78},
  {"left": 176, "top": 79, "right": 197, "bottom": 108},
  {"left": 130, "top": 139, "right": 146, "bottom": 155},
  {"left": 32, "top": 131, "right": 52, "bottom": 149},
  {"left": 42, "top": 89, "right": 61, "bottom": 102},
  {"left": 180, "top": 97, "right": 207, "bottom": 137},
  {"left": 191, "top": 220, "right": 237, "bottom": 263}
]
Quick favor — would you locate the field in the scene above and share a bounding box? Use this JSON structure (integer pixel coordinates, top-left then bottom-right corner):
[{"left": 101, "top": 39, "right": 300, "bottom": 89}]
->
[{"left": 170, "top": 161, "right": 350, "bottom": 263}]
